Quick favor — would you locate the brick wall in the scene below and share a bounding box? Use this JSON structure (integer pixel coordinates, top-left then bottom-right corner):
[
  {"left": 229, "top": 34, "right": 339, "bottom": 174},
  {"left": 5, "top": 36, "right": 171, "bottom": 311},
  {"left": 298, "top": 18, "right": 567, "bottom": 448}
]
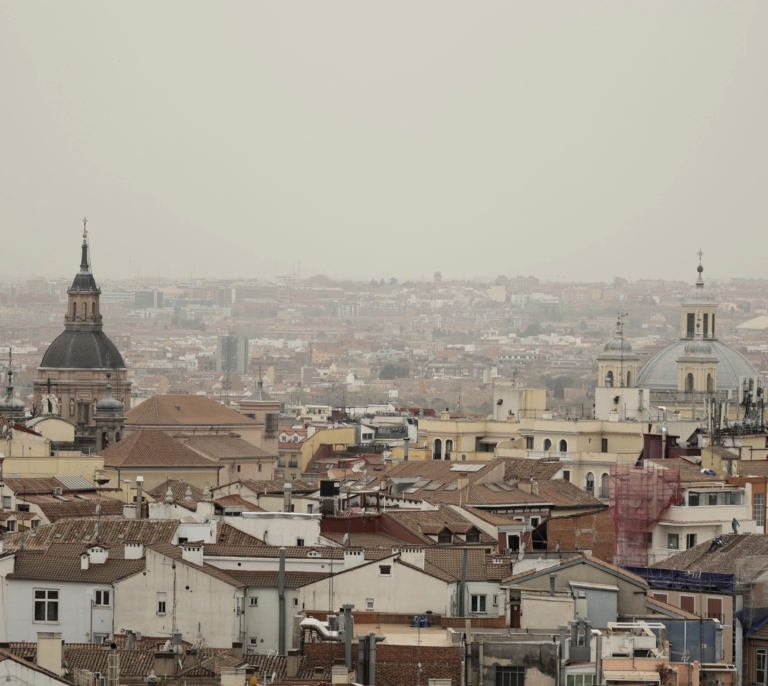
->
[
  {"left": 304, "top": 642, "right": 462, "bottom": 686},
  {"left": 546, "top": 508, "right": 615, "bottom": 563}
]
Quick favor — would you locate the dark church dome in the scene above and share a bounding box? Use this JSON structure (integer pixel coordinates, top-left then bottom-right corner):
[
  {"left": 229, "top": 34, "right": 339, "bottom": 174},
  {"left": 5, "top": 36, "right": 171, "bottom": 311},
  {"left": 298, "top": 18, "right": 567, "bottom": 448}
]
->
[{"left": 40, "top": 329, "right": 125, "bottom": 370}]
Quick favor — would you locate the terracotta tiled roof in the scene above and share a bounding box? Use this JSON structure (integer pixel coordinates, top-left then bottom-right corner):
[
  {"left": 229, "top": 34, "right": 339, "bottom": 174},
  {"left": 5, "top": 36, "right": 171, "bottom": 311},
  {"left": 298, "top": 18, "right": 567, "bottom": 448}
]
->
[
  {"left": 646, "top": 595, "right": 699, "bottom": 618},
  {"left": 651, "top": 533, "right": 768, "bottom": 574},
  {"left": 147, "top": 543, "right": 243, "bottom": 587},
  {"left": 502, "top": 552, "right": 648, "bottom": 587},
  {"left": 215, "top": 521, "right": 266, "bottom": 546},
  {"left": 535, "top": 480, "right": 605, "bottom": 508},
  {"left": 736, "top": 461, "right": 768, "bottom": 477},
  {"left": 148, "top": 478, "right": 207, "bottom": 502},
  {"left": 99, "top": 429, "right": 220, "bottom": 468},
  {"left": 126, "top": 395, "right": 259, "bottom": 427},
  {"left": 498, "top": 458, "right": 563, "bottom": 481},
  {"left": 323, "top": 532, "right": 405, "bottom": 547},
  {"left": 185, "top": 434, "right": 276, "bottom": 459},
  {"left": 239, "top": 479, "right": 318, "bottom": 494},
  {"left": 33, "top": 498, "right": 125, "bottom": 522},
  {"left": 425, "top": 547, "right": 501, "bottom": 581},
  {"left": 384, "top": 505, "right": 497, "bottom": 546},
  {"left": 646, "top": 458, "right": 721, "bottom": 483},
  {"left": 228, "top": 570, "right": 330, "bottom": 587},
  {"left": 9, "top": 551, "right": 144, "bottom": 583},
  {"left": 202, "top": 544, "right": 391, "bottom": 561},
  {"left": 2, "top": 476, "right": 97, "bottom": 494},
  {"left": 214, "top": 494, "right": 264, "bottom": 512},
  {"left": 463, "top": 507, "right": 518, "bottom": 526},
  {"left": 1, "top": 517, "right": 179, "bottom": 553}
]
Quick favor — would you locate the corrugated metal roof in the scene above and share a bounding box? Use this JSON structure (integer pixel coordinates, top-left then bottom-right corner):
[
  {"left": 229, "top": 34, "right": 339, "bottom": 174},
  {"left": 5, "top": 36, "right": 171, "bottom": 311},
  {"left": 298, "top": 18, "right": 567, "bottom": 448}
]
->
[{"left": 54, "top": 475, "right": 97, "bottom": 491}]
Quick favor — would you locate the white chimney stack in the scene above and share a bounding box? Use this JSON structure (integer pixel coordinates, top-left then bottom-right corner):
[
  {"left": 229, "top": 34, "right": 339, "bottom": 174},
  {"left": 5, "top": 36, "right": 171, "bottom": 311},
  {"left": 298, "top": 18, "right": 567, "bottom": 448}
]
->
[
  {"left": 181, "top": 542, "right": 204, "bottom": 567},
  {"left": 80, "top": 553, "right": 89, "bottom": 570}
]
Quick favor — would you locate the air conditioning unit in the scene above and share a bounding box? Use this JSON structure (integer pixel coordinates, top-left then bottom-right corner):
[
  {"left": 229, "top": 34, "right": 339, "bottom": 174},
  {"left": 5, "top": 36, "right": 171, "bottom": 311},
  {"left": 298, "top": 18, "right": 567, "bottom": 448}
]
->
[{"left": 53, "top": 487, "right": 63, "bottom": 496}]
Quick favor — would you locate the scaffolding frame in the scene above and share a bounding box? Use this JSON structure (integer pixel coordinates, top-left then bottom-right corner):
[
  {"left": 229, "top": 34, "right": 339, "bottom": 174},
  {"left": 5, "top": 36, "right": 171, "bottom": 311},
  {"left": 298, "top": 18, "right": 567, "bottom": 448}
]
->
[{"left": 611, "top": 462, "right": 681, "bottom": 567}]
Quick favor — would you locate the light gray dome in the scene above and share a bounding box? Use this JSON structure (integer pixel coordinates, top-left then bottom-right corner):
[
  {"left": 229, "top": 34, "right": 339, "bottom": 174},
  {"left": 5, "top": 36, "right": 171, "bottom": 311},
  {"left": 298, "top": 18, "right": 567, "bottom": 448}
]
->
[
  {"left": 683, "top": 264, "right": 718, "bottom": 306},
  {"left": 637, "top": 339, "right": 758, "bottom": 391},
  {"left": 683, "top": 340, "right": 713, "bottom": 356},
  {"left": 0, "top": 395, "right": 25, "bottom": 414}
]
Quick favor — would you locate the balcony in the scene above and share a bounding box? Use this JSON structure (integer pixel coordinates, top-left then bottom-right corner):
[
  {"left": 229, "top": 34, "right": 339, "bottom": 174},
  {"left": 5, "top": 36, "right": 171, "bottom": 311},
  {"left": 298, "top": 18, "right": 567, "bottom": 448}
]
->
[{"left": 528, "top": 450, "right": 573, "bottom": 462}]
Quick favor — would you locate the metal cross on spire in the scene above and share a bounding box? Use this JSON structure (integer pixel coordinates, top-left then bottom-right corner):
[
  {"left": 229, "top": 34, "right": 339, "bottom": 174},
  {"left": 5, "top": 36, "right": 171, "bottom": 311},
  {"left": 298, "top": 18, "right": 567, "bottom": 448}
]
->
[
  {"left": 697, "top": 248, "right": 704, "bottom": 264},
  {"left": 82, "top": 216, "right": 88, "bottom": 238}
]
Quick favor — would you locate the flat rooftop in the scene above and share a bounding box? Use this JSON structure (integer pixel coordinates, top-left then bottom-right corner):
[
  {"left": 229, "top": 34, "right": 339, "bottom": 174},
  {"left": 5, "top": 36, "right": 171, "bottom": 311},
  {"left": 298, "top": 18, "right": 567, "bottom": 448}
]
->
[{"left": 352, "top": 623, "right": 452, "bottom": 647}]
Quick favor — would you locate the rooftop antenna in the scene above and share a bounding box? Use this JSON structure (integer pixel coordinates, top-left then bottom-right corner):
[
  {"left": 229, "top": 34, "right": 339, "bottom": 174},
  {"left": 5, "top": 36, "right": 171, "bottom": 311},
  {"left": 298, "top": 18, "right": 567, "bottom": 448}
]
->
[{"left": 617, "top": 312, "right": 628, "bottom": 388}]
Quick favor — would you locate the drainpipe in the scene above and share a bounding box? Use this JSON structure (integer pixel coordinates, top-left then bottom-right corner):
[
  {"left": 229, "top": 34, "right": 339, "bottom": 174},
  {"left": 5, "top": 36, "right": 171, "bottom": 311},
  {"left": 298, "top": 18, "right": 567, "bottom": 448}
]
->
[
  {"left": 368, "top": 631, "right": 377, "bottom": 686},
  {"left": 459, "top": 548, "right": 468, "bottom": 617},
  {"left": 558, "top": 626, "right": 567, "bottom": 686},
  {"left": 342, "top": 604, "right": 354, "bottom": 672},
  {"left": 278, "top": 547, "right": 286, "bottom": 655},
  {"left": 135, "top": 476, "right": 144, "bottom": 519}
]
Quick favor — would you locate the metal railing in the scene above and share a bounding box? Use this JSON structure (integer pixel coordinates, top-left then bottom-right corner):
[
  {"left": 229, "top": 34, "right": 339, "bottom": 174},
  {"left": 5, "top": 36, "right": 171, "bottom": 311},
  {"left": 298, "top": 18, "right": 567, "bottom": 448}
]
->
[{"left": 528, "top": 450, "right": 573, "bottom": 461}]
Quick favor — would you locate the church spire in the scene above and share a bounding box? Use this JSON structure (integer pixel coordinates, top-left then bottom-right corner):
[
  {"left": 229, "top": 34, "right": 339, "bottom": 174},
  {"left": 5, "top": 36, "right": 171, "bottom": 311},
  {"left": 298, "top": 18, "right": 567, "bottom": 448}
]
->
[
  {"left": 696, "top": 248, "right": 704, "bottom": 286},
  {"left": 80, "top": 216, "right": 91, "bottom": 273}
]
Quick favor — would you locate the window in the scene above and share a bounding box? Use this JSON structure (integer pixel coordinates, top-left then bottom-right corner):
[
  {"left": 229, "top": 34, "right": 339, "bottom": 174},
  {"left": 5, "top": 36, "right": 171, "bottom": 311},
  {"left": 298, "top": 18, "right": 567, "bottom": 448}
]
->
[
  {"left": 31, "top": 520, "right": 39, "bottom": 529},
  {"left": 563, "top": 470, "right": 570, "bottom": 482},
  {"left": 647, "top": 532, "right": 653, "bottom": 546},
  {"left": 438, "top": 530, "right": 452, "bottom": 544},
  {"left": 497, "top": 666, "right": 525, "bottom": 686},
  {"left": 707, "top": 597, "right": 723, "bottom": 622},
  {"left": 543, "top": 438, "right": 552, "bottom": 451},
  {"left": 601, "top": 438, "right": 608, "bottom": 453},
  {"left": 687, "top": 313, "right": 695, "bottom": 338},
  {"left": 686, "top": 373, "right": 694, "bottom": 392},
  {"left": 680, "top": 595, "right": 695, "bottom": 613},
  {"left": 249, "top": 637, "right": 258, "bottom": 648},
  {"left": 686, "top": 534, "right": 697, "bottom": 550},
  {"left": 237, "top": 465, "right": 241, "bottom": 473},
  {"left": 7, "top": 520, "right": 16, "bottom": 532},
  {"left": 558, "top": 439, "right": 568, "bottom": 453},
  {"left": 94, "top": 590, "right": 110, "bottom": 607},
  {"left": 366, "top": 598, "right": 375, "bottom": 610},
  {"left": 2, "top": 496, "right": 10, "bottom": 509},
  {"left": 756, "top": 493, "right": 765, "bottom": 528},
  {"left": 250, "top": 597, "right": 258, "bottom": 606},
  {"left": 258, "top": 463, "right": 262, "bottom": 473},
  {"left": 508, "top": 534, "right": 520, "bottom": 552},
  {"left": 34, "top": 590, "right": 59, "bottom": 622},
  {"left": 93, "top": 634, "right": 110, "bottom": 644},
  {"left": 293, "top": 598, "right": 299, "bottom": 607},
  {"left": 157, "top": 592, "right": 167, "bottom": 615},
  {"left": 652, "top": 593, "right": 668, "bottom": 603},
  {"left": 378, "top": 565, "right": 392, "bottom": 577},
  {"left": 689, "top": 492, "right": 700, "bottom": 506},
  {"left": 566, "top": 675, "right": 595, "bottom": 686},
  {"left": 471, "top": 595, "right": 487, "bottom": 613},
  {"left": 530, "top": 516, "right": 541, "bottom": 528},
  {"left": 703, "top": 313, "right": 709, "bottom": 338},
  {"left": 16, "top": 504, "right": 29, "bottom": 512},
  {"left": 585, "top": 472, "right": 594, "bottom": 497},
  {"left": 600, "top": 473, "right": 610, "bottom": 499},
  {"left": 493, "top": 594, "right": 499, "bottom": 606},
  {"left": 306, "top": 505, "right": 313, "bottom": 514},
  {"left": 667, "top": 533, "right": 679, "bottom": 550},
  {"left": 296, "top": 538, "right": 304, "bottom": 547},
  {"left": 758, "top": 649, "right": 768, "bottom": 686},
  {"left": 605, "top": 370, "right": 614, "bottom": 388},
  {"left": 445, "top": 439, "right": 453, "bottom": 459},
  {"left": 466, "top": 529, "right": 480, "bottom": 543},
  {"left": 525, "top": 437, "right": 534, "bottom": 450}
]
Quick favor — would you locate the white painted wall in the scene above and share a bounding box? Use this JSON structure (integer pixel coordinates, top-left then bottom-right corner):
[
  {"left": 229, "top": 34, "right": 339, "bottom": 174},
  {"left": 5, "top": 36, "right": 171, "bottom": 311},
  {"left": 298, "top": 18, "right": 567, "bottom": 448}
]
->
[
  {"left": 114, "top": 548, "right": 242, "bottom": 648},
  {"left": 242, "top": 587, "right": 302, "bottom": 655},
  {"left": 226, "top": 513, "right": 322, "bottom": 546},
  {"left": 0, "top": 657, "right": 70, "bottom": 686},
  {"left": 300, "top": 557, "right": 449, "bottom": 616},
  {"left": 6, "top": 578, "right": 114, "bottom": 643}
]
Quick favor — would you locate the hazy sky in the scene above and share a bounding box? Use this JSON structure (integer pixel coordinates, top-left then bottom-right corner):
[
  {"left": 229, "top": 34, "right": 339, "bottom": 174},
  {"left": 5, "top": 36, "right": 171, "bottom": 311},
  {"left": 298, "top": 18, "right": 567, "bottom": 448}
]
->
[{"left": 2, "top": 3, "right": 766, "bottom": 283}]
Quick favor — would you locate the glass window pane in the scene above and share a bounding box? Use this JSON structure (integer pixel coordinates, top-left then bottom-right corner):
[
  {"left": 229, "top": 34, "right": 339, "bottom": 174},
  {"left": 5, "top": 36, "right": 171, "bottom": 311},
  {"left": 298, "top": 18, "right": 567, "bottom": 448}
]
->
[
  {"left": 48, "top": 591, "right": 58, "bottom": 600},
  {"left": 35, "top": 590, "right": 45, "bottom": 599},
  {"left": 34, "top": 601, "right": 45, "bottom": 621},
  {"left": 48, "top": 601, "right": 58, "bottom": 622}
]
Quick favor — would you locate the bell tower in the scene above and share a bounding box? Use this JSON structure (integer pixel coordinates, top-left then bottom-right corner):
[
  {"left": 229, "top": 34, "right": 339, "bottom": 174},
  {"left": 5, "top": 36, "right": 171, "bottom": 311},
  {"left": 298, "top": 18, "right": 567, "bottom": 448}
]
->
[
  {"left": 597, "top": 314, "right": 638, "bottom": 388},
  {"left": 682, "top": 252, "right": 718, "bottom": 339},
  {"left": 65, "top": 218, "right": 102, "bottom": 331}
]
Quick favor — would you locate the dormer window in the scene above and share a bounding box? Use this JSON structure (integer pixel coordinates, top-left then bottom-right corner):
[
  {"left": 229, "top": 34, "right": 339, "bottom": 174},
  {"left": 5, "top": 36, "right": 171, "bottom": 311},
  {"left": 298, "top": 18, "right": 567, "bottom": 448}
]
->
[
  {"left": 437, "top": 529, "right": 452, "bottom": 544},
  {"left": 466, "top": 529, "right": 480, "bottom": 543}
]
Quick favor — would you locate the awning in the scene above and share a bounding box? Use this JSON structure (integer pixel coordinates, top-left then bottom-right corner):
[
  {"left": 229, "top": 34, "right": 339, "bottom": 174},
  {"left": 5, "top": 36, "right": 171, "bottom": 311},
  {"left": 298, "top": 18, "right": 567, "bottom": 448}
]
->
[
  {"left": 604, "top": 671, "right": 660, "bottom": 683},
  {"left": 479, "top": 436, "right": 504, "bottom": 444}
]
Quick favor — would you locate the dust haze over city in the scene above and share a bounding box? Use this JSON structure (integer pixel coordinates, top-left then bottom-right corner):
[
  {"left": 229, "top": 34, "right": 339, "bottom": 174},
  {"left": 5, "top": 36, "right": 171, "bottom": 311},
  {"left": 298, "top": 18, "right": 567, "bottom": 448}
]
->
[{"left": 3, "top": 4, "right": 768, "bottom": 686}]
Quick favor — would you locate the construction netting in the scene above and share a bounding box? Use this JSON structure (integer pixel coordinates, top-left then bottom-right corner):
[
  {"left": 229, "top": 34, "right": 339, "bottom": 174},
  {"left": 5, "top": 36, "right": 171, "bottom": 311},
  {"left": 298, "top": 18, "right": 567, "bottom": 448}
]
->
[{"left": 611, "top": 462, "right": 681, "bottom": 567}]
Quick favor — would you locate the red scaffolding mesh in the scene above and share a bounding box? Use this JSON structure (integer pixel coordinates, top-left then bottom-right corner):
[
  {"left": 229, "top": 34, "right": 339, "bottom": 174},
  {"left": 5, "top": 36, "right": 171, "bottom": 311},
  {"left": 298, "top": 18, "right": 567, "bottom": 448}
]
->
[{"left": 610, "top": 462, "right": 681, "bottom": 567}]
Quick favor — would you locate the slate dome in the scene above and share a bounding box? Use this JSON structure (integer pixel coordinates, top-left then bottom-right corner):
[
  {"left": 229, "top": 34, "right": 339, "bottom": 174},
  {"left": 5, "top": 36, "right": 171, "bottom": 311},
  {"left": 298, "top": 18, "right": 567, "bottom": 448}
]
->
[{"left": 40, "top": 329, "right": 125, "bottom": 370}]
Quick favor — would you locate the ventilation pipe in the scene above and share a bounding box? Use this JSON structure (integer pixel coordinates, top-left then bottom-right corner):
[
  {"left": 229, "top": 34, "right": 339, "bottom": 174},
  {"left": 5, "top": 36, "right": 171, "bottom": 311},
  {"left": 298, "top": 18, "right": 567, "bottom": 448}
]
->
[
  {"left": 549, "top": 574, "right": 557, "bottom": 597},
  {"left": 357, "top": 635, "right": 367, "bottom": 684},
  {"left": 135, "top": 476, "right": 144, "bottom": 519},
  {"left": 341, "top": 604, "right": 355, "bottom": 672},
  {"left": 278, "top": 547, "right": 286, "bottom": 655},
  {"left": 403, "top": 437, "right": 410, "bottom": 461},
  {"left": 107, "top": 642, "right": 119, "bottom": 686},
  {"left": 283, "top": 482, "right": 292, "bottom": 512},
  {"left": 368, "top": 631, "right": 377, "bottom": 686}
]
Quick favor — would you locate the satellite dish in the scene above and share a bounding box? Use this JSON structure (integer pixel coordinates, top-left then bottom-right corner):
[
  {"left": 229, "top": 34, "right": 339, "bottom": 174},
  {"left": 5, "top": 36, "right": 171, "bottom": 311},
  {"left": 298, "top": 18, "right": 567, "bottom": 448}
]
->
[
  {"left": 342, "top": 533, "right": 350, "bottom": 546},
  {"left": 518, "top": 541, "right": 526, "bottom": 562}
]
